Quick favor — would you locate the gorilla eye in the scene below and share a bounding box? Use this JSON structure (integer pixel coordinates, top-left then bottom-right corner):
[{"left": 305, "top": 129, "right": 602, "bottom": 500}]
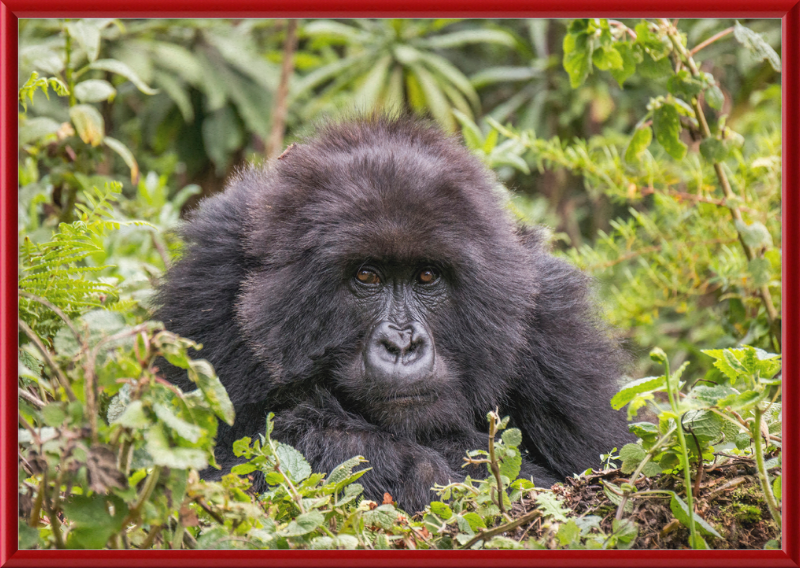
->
[
  {"left": 356, "top": 268, "right": 381, "bottom": 285},
  {"left": 417, "top": 268, "right": 439, "bottom": 285}
]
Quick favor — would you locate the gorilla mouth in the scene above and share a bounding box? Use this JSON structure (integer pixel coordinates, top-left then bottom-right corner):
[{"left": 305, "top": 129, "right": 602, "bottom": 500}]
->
[{"left": 385, "top": 390, "right": 438, "bottom": 405}]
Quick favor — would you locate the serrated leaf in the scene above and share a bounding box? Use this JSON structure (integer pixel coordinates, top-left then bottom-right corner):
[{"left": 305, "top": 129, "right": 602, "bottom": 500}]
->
[
  {"left": 638, "top": 52, "right": 673, "bottom": 79},
  {"left": 717, "top": 389, "right": 765, "bottom": 410},
  {"left": 278, "top": 510, "right": 324, "bottom": 537},
  {"left": 611, "top": 375, "right": 665, "bottom": 410},
  {"left": 653, "top": 102, "right": 687, "bottom": 160},
  {"left": 146, "top": 424, "right": 207, "bottom": 470},
  {"left": 612, "top": 518, "right": 638, "bottom": 549},
  {"left": 499, "top": 446, "right": 522, "bottom": 480},
  {"left": 682, "top": 410, "right": 723, "bottom": 442},
  {"left": 461, "top": 511, "right": 486, "bottom": 531},
  {"left": 563, "top": 29, "right": 592, "bottom": 88},
  {"left": 69, "top": 104, "right": 105, "bottom": 146},
  {"left": 326, "top": 455, "right": 369, "bottom": 486},
  {"left": 534, "top": 492, "right": 570, "bottom": 521},
  {"left": 733, "top": 21, "right": 781, "bottom": 72},
  {"left": 619, "top": 443, "right": 647, "bottom": 474},
  {"left": 501, "top": 428, "right": 522, "bottom": 448},
  {"left": 748, "top": 257, "right": 772, "bottom": 287},
  {"left": 114, "top": 400, "right": 150, "bottom": 428},
  {"left": 364, "top": 504, "right": 398, "bottom": 529},
  {"left": 275, "top": 442, "right": 312, "bottom": 482}
]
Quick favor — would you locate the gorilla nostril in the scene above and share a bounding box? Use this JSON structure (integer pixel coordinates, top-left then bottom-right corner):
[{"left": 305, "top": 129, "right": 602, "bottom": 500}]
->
[{"left": 365, "top": 321, "right": 435, "bottom": 381}]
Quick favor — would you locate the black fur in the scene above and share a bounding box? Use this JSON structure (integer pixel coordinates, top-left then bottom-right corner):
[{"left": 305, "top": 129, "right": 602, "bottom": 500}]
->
[{"left": 154, "top": 116, "right": 632, "bottom": 513}]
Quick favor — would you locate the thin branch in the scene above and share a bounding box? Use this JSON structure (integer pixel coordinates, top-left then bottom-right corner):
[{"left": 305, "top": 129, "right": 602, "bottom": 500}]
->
[
  {"left": 266, "top": 19, "right": 299, "bottom": 160},
  {"left": 19, "top": 388, "right": 46, "bottom": 408},
  {"left": 18, "top": 319, "right": 77, "bottom": 403},
  {"left": 459, "top": 508, "right": 542, "bottom": 550},
  {"left": 690, "top": 27, "right": 734, "bottom": 57}
]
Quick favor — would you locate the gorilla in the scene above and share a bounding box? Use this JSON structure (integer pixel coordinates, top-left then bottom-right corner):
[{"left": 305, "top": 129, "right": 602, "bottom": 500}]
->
[{"left": 155, "top": 115, "right": 632, "bottom": 513}]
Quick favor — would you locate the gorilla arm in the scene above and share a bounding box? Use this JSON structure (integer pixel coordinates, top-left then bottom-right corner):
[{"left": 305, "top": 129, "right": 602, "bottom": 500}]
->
[{"left": 507, "top": 243, "right": 634, "bottom": 479}]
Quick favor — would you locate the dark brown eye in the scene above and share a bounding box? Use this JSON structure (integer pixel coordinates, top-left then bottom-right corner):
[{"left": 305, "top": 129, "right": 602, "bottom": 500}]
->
[
  {"left": 356, "top": 269, "right": 381, "bottom": 285},
  {"left": 417, "top": 268, "right": 438, "bottom": 284}
]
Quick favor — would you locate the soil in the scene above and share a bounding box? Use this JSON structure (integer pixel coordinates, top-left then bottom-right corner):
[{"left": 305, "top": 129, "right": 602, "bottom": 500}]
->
[{"left": 510, "top": 453, "right": 781, "bottom": 549}]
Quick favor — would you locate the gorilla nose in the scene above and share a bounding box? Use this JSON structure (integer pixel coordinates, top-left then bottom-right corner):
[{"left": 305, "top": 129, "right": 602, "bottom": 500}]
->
[{"left": 365, "top": 322, "right": 435, "bottom": 381}]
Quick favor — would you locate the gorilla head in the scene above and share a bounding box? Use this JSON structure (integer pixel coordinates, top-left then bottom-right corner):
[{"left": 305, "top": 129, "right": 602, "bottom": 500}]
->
[{"left": 156, "top": 116, "right": 631, "bottom": 513}]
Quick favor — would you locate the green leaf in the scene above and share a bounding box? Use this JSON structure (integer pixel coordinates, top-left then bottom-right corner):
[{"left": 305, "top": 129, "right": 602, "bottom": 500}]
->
[
  {"left": 638, "top": 52, "right": 673, "bottom": 79},
  {"left": 556, "top": 520, "right": 581, "bottom": 546},
  {"left": 653, "top": 102, "right": 687, "bottom": 160},
  {"left": 67, "top": 20, "right": 101, "bottom": 62},
  {"left": 74, "top": 79, "right": 116, "bottom": 103},
  {"left": 705, "top": 85, "right": 725, "bottom": 110},
  {"left": 635, "top": 20, "right": 671, "bottom": 60},
  {"left": 733, "top": 21, "right": 781, "bottom": 72},
  {"left": 275, "top": 442, "right": 312, "bottom": 482},
  {"left": 422, "top": 28, "right": 517, "bottom": 49},
  {"left": 669, "top": 493, "right": 721, "bottom": 537},
  {"left": 326, "top": 455, "right": 369, "bottom": 486},
  {"left": 602, "top": 481, "right": 633, "bottom": 512},
  {"left": 690, "top": 385, "right": 737, "bottom": 405},
  {"left": 619, "top": 443, "right": 648, "bottom": 474},
  {"left": 461, "top": 511, "right": 486, "bottom": 532},
  {"left": 89, "top": 59, "right": 158, "bottom": 94},
  {"left": 69, "top": 104, "right": 105, "bottom": 146},
  {"left": 717, "top": 389, "right": 766, "bottom": 411},
  {"left": 610, "top": 42, "right": 638, "bottom": 86},
  {"left": 153, "top": 403, "right": 203, "bottom": 443},
  {"left": 611, "top": 518, "right": 638, "bottom": 549},
  {"left": 42, "top": 403, "right": 67, "bottom": 427},
  {"left": 113, "top": 400, "right": 150, "bottom": 428},
  {"left": 563, "top": 25, "right": 592, "bottom": 88},
  {"left": 231, "top": 462, "right": 258, "bottom": 475},
  {"left": 629, "top": 421, "right": 658, "bottom": 439},
  {"left": 667, "top": 70, "right": 703, "bottom": 98},
  {"left": 699, "top": 138, "right": 729, "bottom": 163},
  {"left": 682, "top": 410, "right": 723, "bottom": 442},
  {"left": 499, "top": 446, "right": 522, "bottom": 480},
  {"left": 103, "top": 136, "right": 139, "bottom": 185},
  {"left": 534, "top": 492, "right": 570, "bottom": 521},
  {"left": 625, "top": 125, "right": 653, "bottom": 164},
  {"left": 429, "top": 501, "right": 453, "bottom": 520},
  {"left": 592, "top": 45, "right": 623, "bottom": 71},
  {"left": 187, "top": 359, "right": 234, "bottom": 425},
  {"left": 146, "top": 424, "right": 207, "bottom": 470},
  {"left": 611, "top": 375, "right": 665, "bottom": 410},
  {"left": 748, "top": 257, "right": 772, "bottom": 287},
  {"left": 734, "top": 220, "right": 773, "bottom": 249},
  {"left": 773, "top": 475, "right": 781, "bottom": 500},
  {"left": 501, "top": 428, "right": 522, "bottom": 448},
  {"left": 278, "top": 511, "right": 324, "bottom": 537},
  {"left": 364, "top": 504, "right": 399, "bottom": 529},
  {"left": 19, "top": 116, "right": 61, "bottom": 145}
]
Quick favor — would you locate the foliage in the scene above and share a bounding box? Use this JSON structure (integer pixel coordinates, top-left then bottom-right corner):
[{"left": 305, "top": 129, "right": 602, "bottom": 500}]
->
[{"left": 18, "top": 17, "right": 782, "bottom": 551}]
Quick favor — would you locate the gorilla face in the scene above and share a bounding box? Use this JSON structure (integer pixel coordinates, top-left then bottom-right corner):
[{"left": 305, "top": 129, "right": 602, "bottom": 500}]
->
[{"left": 156, "top": 116, "right": 632, "bottom": 512}]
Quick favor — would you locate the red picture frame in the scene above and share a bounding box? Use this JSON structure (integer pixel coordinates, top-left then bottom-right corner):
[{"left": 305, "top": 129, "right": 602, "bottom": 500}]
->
[{"left": 2, "top": 4, "right": 798, "bottom": 567}]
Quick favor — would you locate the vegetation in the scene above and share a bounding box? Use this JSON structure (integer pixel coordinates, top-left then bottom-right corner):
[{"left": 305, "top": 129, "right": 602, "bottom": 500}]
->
[{"left": 18, "top": 18, "right": 781, "bottom": 550}]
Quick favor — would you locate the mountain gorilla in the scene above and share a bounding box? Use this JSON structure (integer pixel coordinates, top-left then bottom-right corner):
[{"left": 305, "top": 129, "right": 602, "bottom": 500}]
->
[{"left": 155, "top": 115, "right": 632, "bottom": 513}]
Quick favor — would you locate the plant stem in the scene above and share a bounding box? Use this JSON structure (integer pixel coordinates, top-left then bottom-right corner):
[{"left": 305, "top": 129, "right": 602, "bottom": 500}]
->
[
  {"left": 459, "top": 508, "right": 541, "bottom": 550},
  {"left": 486, "top": 412, "right": 507, "bottom": 515},
  {"left": 689, "top": 27, "right": 734, "bottom": 57},
  {"left": 752, "top": 406, "right": 781, "bottom": 528},
  {"left": 663, "top": 20, "right": 781, "bottom": 350},
  {"left": 266, "top": 19, "right": 298, "bottom": 160},
  {"left": 661, "top": 355, "right": 699, "bottom": 547},
  {"left": 18, "top": 318, "right": 77, "bottom": 403},
  {"left": 616, "top": 424, "right": 677, "bottom": 520},
  {"left": 63, "top": 22, "right": 77, "bottom": 107}
]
